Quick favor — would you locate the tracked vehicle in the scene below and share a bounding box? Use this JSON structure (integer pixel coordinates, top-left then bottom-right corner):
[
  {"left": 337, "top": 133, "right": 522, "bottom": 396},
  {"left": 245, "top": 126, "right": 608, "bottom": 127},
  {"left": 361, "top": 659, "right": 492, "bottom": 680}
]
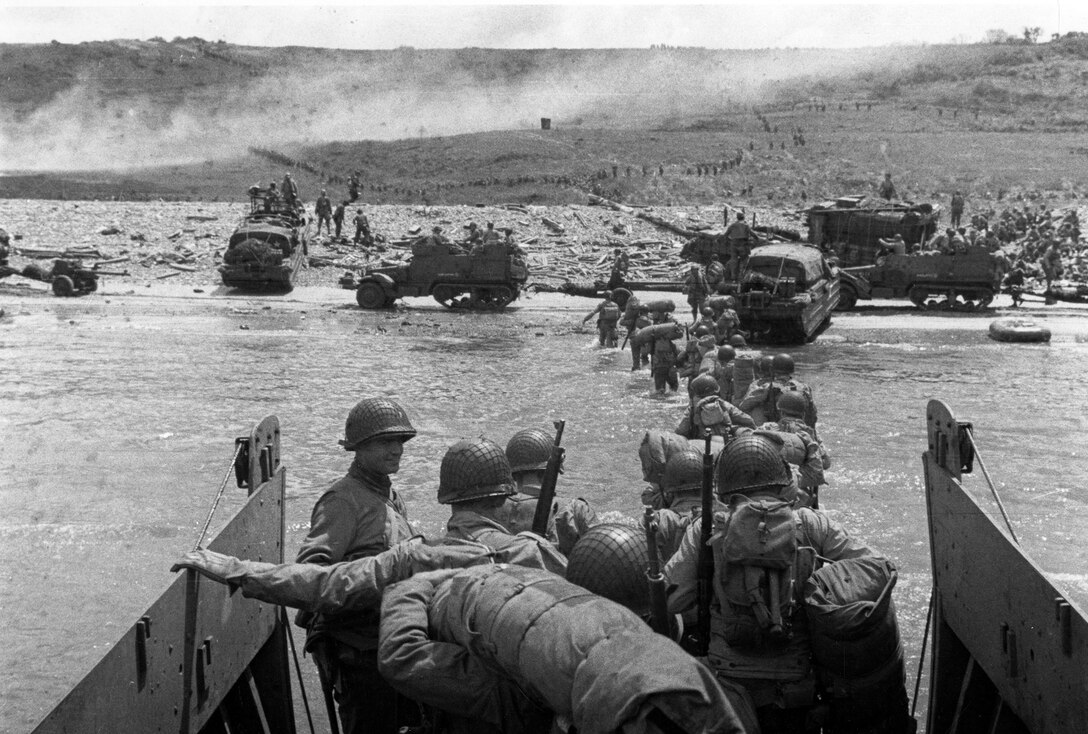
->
[
  {"left": 840, "top": 248, "right": 1005, "bottom": 310},
  {"left": 219, "top": 188, "right": 310, "bottom": 292},
  {"left": 355, "top": 240, "right": 529, "bottom": 310}
]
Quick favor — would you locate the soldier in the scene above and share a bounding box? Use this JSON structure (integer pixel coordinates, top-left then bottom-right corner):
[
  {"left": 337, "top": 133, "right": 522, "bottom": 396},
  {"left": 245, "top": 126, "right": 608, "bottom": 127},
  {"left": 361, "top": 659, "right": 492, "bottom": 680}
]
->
[
  {"left": 314, "top": 189, "right": 333, "bottom": 235},
  {"left": 664, "top": 435, "right": 879, "bottom": 734},
  {"left": 281, "top": 172, "right": 299, "bottom": 208},
  {"left": 739, "top": 353, "right": 817, "bottom": 432},
  {"left": 627, "top": 304, "right": 653, "bottom": 371},
  {"left": 438, "top": 438, "right": 567, "bottom": 575},
  {"left": 582, "top": 290, "right": 622, "bottom": 347},
  {"left": 505, "top": 428, "right": 597, "bottom": 555},
  {"left": 332, "top": 201, "right": 347, "bottom": 239},
  {"left": 348, "top": 171, "right": 360, "bottom": 202},
  {"left": 706, "top": 253, "right": 726, "bottom": 292},
  {"left": 464, "top": 221, "right": 482, "bottom": 245},
  {"left": 683, "top": 263, "right": 710, "bottom": 323},
  {"left": 295, "top": 397, "right": 420, "bottom": 734},
  {"left": 608, "top": 247, "right": 630, "bottom": 290},
  {"left": 878, "top": 172, "right": 897, "bottom": 200},
  {"left": 715, "top": 296, "right": 743, "bottom": 343},
  {"left": 676, "top": 374, "right": 756, "bottom": 440},
  {"left": 353, "top": 208, "right": 372, "bottom": 247},
  {"left": 481, "top": 221, "right": 502, "bottom": 244},
  {"left": 724, "top": 213, "right": 753, "bottom": 280},
  {"left": 950, "top": 190, "right": 966, "bottom": 229},
  {"left": 650, "top": 449, "right": 720, "bottom": 561},
  {"left": 712, "top": 345, "right": 737, "bottom": 404},
  {"left": 760, "top": 391, "right": 831, "bottom": 507},
  {"left": 650, "top": 324, "right": 681, "bottom": 394}
]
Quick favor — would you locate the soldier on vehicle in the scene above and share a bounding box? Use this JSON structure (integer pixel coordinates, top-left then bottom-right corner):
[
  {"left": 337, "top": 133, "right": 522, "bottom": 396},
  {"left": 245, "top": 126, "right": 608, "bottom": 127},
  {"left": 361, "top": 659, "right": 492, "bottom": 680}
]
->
[
  {"left": 481, "top": 221, "right": 502, "bottom": 245},
  {"left": 724, "top": 213, "right": 754, "bottom": 279},
  {"left": 439, "top": 438, "right": 568, "bottom": 575},
  {"left": 263, "top": 181, "right": 281, "bottom": 211},
  {"left": 664, "top": 434, "right": 878, "bottom": 734},
  {"left": 295, "top": 397, "right": 421, "bottom": 734},
  {"left": 676, "top": 374, "right": 756, "bottom": 441},
  {"left": 505, "top": 428, "right": 597, "bottom": 555},
  {"left": 582, "top": 290, "right": 622, "bottom": 347},
  {"left": 314, "top": 189, "right": 333, "bottom": 235},
  {"left": 464, "top": 221, "right": 482, "bottom": 246},
  {"left": 281, "top": 172, "right": 299, "bottom": 208}
]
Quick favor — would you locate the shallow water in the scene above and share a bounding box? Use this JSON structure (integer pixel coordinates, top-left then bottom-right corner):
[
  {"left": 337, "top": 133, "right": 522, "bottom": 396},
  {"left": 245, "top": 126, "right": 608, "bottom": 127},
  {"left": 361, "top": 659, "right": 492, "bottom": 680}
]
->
[{"left": 1, "top": 291, "right": 1087, "bottom": 730}]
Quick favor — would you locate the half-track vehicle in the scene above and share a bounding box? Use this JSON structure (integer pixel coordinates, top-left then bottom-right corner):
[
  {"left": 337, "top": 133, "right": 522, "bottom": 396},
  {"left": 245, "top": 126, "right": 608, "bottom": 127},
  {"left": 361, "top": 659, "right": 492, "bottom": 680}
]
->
[
  {"left": 355, "top": 240, "right": 529, "bottom": 310},
  {"left": 840, "top": 247, "right": 1005, "bottom": 310},
  {"left": 806, "top": 195, "right": 940, "bottom": 266},
  {"left": 720, "top": 242, "right": 840, "bottom": 343},
  {"left": 219, "top": 188, "right": 310, "bottom": 292}
]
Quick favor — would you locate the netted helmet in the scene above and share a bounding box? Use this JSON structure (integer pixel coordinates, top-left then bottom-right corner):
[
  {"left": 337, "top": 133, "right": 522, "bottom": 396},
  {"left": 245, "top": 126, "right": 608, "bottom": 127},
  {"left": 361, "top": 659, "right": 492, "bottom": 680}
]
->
[
  {"left": 694, "top": 324, "right": 711, "bottom": 338},
  {"left": 716, "top": 434, "right": 792, "bottom": 497},
  {"left": 340, "top": 398, "right": 417, "bottom": 450},
  {"left": 772, "top": 353, "right": 795, "bottom": 375},
  {"left": 717, "top": 345, "right": 736, "bottom": 363},
  {"left": 664, "top": 449, "right": 704, "bottom": 493},
  {"left": 566, "top": 524, "right": 650, "bottom": 615},
  {"left": 690, "top": 374, "right": 720, "bottom": 398},
  {"left": 438, "top": 439, "right": 515, "bottom": 504},
  {"left": 728, "top": 334, "right": 747, "bottom": 347},
  {"left": 777, "top": 391, "right": 807, "bottom": 418},
  {"left": 505, "top": 428, "right": 553, "bottom": 474}
]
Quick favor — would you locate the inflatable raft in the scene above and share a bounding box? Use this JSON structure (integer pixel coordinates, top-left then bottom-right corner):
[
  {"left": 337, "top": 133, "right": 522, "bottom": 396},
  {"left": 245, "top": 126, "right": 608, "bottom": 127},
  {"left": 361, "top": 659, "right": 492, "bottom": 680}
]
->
[{"left": 988, "top": 318, "right": 1051, "bottom": 343}]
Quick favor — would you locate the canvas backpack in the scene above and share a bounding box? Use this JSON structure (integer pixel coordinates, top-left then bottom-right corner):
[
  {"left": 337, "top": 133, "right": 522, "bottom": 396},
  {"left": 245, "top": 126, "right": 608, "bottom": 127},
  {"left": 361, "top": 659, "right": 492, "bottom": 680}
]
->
[{"left": 710, "top": 497, "right": 814, "bottom": 649}]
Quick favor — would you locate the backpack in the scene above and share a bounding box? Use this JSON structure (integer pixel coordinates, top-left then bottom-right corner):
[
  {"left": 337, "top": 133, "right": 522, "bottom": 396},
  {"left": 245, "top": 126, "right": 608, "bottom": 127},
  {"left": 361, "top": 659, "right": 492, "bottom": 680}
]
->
[
  {"left": 710, "top": 497, "right": 813, "bottom": 649},
  {"left": 600, "top": 301, "right": 621, "bottom": 325},
  {"left": 695, "top": 396, "right": 729, "bottom": 432}
]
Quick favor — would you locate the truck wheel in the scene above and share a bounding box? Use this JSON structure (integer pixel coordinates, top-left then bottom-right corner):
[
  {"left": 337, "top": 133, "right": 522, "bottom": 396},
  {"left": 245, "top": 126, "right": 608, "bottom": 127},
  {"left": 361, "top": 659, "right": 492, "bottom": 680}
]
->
[
  {"left": 52, "top": 275, "right": 75, "bottom": 297},
  {"left": 356, "top": 282, "right": 387, "bottom": 309},
  {"left": 835, "top": 286, "right": 857, "bottom": 311}
]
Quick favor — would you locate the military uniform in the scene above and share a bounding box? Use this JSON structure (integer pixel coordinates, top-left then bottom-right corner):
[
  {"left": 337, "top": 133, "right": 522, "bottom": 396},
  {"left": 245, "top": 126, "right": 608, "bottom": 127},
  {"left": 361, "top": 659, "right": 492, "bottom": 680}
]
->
[
  {"left": 446, "top": 510, "right": 567, "bottom": 576},
  {"left": 314, "top": 192, "right": 333, "bottom": 234},
  {"left": 739, "top": 375, "right": 817, "bottom": 430},
  {"left": 651, "top": 334, "right": 680, "bottom": 392}
]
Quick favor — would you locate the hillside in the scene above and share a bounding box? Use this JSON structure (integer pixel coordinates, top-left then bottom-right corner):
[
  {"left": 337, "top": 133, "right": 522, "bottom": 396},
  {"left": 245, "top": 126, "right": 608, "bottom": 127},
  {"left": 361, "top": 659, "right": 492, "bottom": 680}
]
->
[{"left": 3, "top": 36, "right": 1088, "bottom": 208}]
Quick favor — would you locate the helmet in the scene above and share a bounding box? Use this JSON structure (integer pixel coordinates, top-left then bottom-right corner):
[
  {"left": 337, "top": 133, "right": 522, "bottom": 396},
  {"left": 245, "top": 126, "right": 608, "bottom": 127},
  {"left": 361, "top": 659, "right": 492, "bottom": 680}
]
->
[
  {"left": 566, "top": 524, "right": 650, "bottom": 615},
  {"left": 505, "top": 428, "right": 553, "bottom": 474},
  {"left": 772, "top": 353, "right": 795, "bottom": 375},
  {"left": 437, "top": 439, "right": 515, "bottom": 504},
  {"left": 663, "top": 449, "right": 704, "bottom": 493},
  {"left": 777, "top": 391, "right": 807, "bottom": 418},
  {"left": 603, "top": 290, "right": 613, "bottom": 299},
  {"left": 716, "top": 434, "right": 792, "bottom": 497},
  {"left": 717, "top": 345, "right": 736, "bottom": 363},
  {"left": 728, "top": 334, "right": 747, "bottom": 347},
  {"left": 758, "top": 355, "right": 774, "bottom": 377},
  {"left": 723, "top": 296, "right": 736, "bottom": 308},
  {"left": 694, "top": 325, "right": 711, "bottom": 338},
  {"left": 690, "top": 374, "right": 720, "bottom": 398},
  {"left": 700, "top": 306, "right": 714, "bottom": 318},
  {"left": 340, "top": 398, "right": 417, "bottom": 450}
]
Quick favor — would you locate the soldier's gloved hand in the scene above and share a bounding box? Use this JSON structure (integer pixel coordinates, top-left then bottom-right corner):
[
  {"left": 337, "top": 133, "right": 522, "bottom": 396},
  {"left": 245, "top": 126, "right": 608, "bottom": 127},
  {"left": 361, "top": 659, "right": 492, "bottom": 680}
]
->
[{"left": 171, "top": 549, "right": 247, "bottom": 588}]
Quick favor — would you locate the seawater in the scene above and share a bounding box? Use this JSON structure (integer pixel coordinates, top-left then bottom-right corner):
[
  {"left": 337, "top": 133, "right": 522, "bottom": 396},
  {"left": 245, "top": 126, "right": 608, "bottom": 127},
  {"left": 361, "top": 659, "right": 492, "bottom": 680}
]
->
[{"left": 2, "top": 291, "right": 1087, "bottom": 731}]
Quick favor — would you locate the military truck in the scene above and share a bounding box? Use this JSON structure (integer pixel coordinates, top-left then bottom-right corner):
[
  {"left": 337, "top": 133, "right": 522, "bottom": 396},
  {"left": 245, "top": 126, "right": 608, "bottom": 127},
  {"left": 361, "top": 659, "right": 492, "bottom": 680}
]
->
[
  {"left": 839, "top": 248, "right": 1005, "bottom": 310},
  {"left": 355, "top": 240, "right": 529, "bottom": 310},
  {"left": 721, "top": 242, "right": 841, "bottom": 343},
  {"left": 806, "top": 195, "right": 940, "bottom": 266},
  {"left": 219, "top": 189, "right": 310, "bottom": 292}
]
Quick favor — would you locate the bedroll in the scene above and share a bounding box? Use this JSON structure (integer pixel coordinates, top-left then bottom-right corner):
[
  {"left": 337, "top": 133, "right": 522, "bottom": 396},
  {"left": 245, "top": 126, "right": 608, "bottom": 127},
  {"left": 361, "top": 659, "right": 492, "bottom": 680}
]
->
[
  {"left": 631, "top": 322, "right": 683, "bottom": 347},
  {"left": 803, "top": 556, "right": 913, "bottom": 733},
  {"left": 643, "top": 299, "right": 676, "bottom": 313},
  {"left": 730, "top": 353, "right": 761, "bottom": 404}
]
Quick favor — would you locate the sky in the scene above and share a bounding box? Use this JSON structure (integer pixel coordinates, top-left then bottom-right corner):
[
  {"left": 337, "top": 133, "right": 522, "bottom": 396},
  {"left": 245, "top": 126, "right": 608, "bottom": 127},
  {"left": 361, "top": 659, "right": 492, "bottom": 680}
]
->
[{"left": 0, "top": 1, "right": 1083, "bottom": 50}]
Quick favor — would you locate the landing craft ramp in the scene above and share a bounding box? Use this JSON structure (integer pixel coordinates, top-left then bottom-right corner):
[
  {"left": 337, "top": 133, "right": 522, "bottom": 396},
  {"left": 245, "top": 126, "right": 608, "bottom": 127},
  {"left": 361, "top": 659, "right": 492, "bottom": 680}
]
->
[
  {"left": 924, "top": 401, "right": 1088, "bottom": 733},
  {"left": 31, "top": 416, "right": 294, "bottom": 734}
]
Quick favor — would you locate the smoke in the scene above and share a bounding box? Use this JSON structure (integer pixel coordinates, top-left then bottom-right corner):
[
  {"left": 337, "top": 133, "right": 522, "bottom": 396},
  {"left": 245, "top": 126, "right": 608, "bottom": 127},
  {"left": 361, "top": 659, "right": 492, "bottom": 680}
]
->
[{"left": 0, "top": 44, "right": 913, "bottom": 172}]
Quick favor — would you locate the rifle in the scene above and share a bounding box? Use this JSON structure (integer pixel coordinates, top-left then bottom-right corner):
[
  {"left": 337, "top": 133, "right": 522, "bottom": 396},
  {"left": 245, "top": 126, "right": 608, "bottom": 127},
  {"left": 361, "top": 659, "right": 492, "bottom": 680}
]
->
[
  {"left": 531, "top": 420, "right": 566, "bottom": 537},
  {"left": 644, "top": 507, "right": 671, "bottom": 635},
  {"left": 695, "top": 429, "right": 714, "bottom": 656}
]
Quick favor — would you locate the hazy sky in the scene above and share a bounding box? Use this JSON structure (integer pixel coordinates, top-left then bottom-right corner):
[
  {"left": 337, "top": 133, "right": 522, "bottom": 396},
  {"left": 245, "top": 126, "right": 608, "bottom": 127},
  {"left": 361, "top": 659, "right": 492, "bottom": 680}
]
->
[{"left": 0, "top": 1, "right": 1082, "bottom": 49}]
